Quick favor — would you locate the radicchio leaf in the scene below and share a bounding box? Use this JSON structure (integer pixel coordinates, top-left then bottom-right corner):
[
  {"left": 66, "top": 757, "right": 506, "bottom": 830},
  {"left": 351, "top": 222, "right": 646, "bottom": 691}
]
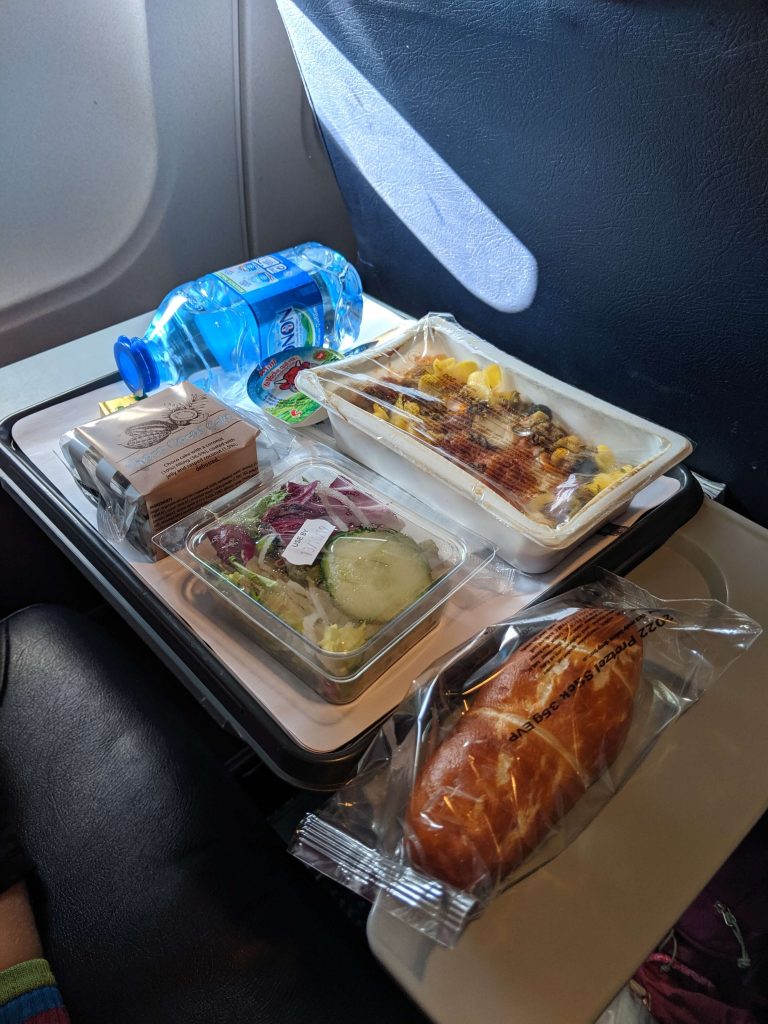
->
[
  {"left": 285, "top": 480, "right": 319, "bottom": 504},
  {"left": 205, "top": 523, "right": 255, "bottom": 564},
  {"left": 327, "top": 476, "right": 403, "bottom": 531},
  {"left": 261, "top": 503, "right": 325, "bottom": 544},
  {"left": 249, "top": 475, "right": 402, "bottom": 545}
]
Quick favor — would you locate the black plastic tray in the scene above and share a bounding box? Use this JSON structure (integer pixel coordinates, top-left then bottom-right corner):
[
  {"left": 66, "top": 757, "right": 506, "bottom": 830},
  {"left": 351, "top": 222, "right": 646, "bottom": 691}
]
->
[{"left": 0, "top": 373, "right": 703, "bottom": 789}]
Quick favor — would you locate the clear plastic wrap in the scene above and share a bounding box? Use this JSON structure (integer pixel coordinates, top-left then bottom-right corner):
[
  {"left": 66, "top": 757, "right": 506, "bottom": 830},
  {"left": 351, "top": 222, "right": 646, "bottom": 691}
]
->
[
  {"left": 58, "top": 383, "right": 260, "bottom": 558},
  {"left": 58, "top": 427, "right": 146, "bottom": 545},
  {"left": 297, "top": 315, "right": 693, "bottom": 571},
  {"left": 290, "top": 572, "right": 761, "bottom": 946}
]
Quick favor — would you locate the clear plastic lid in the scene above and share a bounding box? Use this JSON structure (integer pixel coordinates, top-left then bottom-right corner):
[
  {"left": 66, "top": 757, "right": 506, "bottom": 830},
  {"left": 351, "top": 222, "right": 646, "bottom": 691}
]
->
[
  {"left": 298, "top": 315, "right": 692, "bottom": 540},
  {"left": 155, "top": 444, "right": 495, "bottom": 694}
]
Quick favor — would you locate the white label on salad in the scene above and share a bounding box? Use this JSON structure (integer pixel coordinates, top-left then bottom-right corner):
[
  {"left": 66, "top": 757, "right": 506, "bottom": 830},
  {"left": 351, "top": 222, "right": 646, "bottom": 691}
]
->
[{"left": 282, "top": 518, "right": 336, "bottom": 565}]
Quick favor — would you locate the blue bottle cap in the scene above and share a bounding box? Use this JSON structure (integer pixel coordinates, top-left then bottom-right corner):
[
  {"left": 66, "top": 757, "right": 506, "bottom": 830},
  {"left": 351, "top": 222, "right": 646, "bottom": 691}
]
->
[{"left": 114, "top": 336, "right": 160, "bottom": 397}]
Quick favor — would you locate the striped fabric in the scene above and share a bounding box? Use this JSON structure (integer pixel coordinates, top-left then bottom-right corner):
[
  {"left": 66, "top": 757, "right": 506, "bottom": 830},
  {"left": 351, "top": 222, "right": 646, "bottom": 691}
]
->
[{"left": 0, "top": 961, "right": 69, "bottom": 1024}]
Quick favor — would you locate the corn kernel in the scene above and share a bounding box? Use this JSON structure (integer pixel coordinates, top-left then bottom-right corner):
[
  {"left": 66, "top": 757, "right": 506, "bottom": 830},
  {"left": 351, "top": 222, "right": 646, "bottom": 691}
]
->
[
  {"left": 595, "top": 444, "right": 616, "bottom": 471},
  {"left": 447, "top": 359, "right": 479, "bottom": 383},
  {"left": 467, "top": 364, "right": 500, "bottom": 389},
  {"left": 561, "top": 434, "right": 581, "bottom": 453},
  {"left": 433, "top": 357, "right": 456, "bottom": 374},
  {"left": 529, "top": 410, "right": 549, "bottom": 425},
  {"left": 418, "top": 372, "right": 442, "bottom": 394},
  {"left": 592, "top": 472, "right": 615, "bottom": 491},
  {"left": 483, "top": 363, "right": 502, "bottom": 388},
  {"left": 550, "top": 446, "right": 569, "bottom": 466}
]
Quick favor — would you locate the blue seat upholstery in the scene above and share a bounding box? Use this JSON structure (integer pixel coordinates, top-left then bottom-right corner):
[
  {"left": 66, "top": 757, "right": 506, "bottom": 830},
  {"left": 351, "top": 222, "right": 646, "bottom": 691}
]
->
[{"left": 279, "top": 0, "right": 768, "bottom": 524}]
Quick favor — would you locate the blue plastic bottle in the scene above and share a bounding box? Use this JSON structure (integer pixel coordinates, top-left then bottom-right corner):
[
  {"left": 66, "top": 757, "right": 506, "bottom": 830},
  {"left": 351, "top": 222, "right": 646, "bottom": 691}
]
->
[{"left": 113, "top": 243, "right": 363, "bottom": 400}]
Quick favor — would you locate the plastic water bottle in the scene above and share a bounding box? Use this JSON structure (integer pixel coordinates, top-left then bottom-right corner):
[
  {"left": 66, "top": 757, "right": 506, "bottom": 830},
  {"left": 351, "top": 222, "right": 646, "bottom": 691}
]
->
[{"left": 113, "top": 242, "right": 363, "bottom": 400}]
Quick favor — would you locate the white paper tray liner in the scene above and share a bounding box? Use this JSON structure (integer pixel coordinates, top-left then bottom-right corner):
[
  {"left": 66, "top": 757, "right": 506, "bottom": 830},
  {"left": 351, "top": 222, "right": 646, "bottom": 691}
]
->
[{"left": 11, "top": 379, "right": 679, "bottom": 754}]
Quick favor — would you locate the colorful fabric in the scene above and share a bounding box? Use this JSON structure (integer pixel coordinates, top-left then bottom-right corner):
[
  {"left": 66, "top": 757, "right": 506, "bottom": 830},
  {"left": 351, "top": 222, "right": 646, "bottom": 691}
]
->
[
  {"left": 0, "top": 961, "right": 69, "bottom": 1024},
  {"left": 18, "top": 1013, "right": 69, "bottom": 1024}
]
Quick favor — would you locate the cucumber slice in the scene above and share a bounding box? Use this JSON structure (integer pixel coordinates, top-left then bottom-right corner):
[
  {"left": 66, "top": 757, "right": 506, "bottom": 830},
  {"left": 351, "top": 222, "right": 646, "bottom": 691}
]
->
[{"left": 322, "top": 529, "right": 433, "bottom": 623}]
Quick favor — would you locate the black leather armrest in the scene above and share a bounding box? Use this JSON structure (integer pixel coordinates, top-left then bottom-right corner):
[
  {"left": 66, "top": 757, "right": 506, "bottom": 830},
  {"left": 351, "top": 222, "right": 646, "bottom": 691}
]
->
[{"left": 0, "top": 605, "right": 425, "bottom": 1024}]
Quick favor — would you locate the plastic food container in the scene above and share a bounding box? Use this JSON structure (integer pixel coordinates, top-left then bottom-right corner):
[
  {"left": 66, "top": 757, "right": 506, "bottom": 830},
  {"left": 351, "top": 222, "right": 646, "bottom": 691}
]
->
[
  {"left": 297, "top": 315, "right": 693, "bottom": 572},
  {"left": 155, "top": 447, "right": 495, "bottom": 703}
]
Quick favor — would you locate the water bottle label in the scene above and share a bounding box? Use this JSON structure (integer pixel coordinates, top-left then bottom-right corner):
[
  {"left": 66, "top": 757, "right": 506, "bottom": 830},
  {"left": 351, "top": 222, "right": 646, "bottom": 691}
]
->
[
  {"left": 267, "top": 306, "right": 316, "bottom": 352},
  {"left": 214, "top": 255, "right": 324, "bottom": 354},
  {"left": 246, "top": 346, "right": 341, "bottom": 426}
]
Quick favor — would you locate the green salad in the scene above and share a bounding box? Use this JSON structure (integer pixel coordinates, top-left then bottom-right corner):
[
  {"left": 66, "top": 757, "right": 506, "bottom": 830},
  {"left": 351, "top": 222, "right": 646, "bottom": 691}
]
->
[{"left": 200, "top": 475, "right": 444, "bottom": 654}]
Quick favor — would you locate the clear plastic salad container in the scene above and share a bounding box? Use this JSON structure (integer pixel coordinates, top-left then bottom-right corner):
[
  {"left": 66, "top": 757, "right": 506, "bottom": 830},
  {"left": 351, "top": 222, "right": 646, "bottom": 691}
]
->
[
  {"left": 155, "top": 446, "right": 495, "bottom": 703},
  {"left": 296, "top": 314, "right": 693, "bottom": 572}
]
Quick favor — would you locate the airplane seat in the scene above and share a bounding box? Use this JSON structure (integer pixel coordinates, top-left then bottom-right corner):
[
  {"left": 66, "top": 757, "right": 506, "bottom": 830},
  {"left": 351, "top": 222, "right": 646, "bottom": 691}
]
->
[
  {"left": 0, "top": 604, "right": 426, "bottom": 1024},
  {"left": 276, "top": 0, "right": 768, "bottom": 526}
]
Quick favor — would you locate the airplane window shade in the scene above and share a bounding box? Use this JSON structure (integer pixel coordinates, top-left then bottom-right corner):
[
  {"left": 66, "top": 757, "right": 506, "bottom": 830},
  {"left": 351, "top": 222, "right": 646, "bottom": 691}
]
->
[
  {"left": 0, "top": 3, "right": 157, "bottom": 306},
  {"left": 0, "top": 0, "right": 247, "bottom": 366}
]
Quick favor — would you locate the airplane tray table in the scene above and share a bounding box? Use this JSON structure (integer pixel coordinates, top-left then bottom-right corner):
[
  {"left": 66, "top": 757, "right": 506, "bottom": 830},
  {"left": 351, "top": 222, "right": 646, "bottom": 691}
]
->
[
  {"left": 367, "top": 499, "right": 768, "bottom": 1024},
  {"left": 0, "top": 375, "right": 701, "bottom": 789}
]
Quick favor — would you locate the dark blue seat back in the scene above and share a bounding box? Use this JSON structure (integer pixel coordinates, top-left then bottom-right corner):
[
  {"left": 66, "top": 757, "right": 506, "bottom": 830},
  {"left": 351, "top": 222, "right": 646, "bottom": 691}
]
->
[{"left": 279, "top": 0, "right": 768, "bottom": 524}]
